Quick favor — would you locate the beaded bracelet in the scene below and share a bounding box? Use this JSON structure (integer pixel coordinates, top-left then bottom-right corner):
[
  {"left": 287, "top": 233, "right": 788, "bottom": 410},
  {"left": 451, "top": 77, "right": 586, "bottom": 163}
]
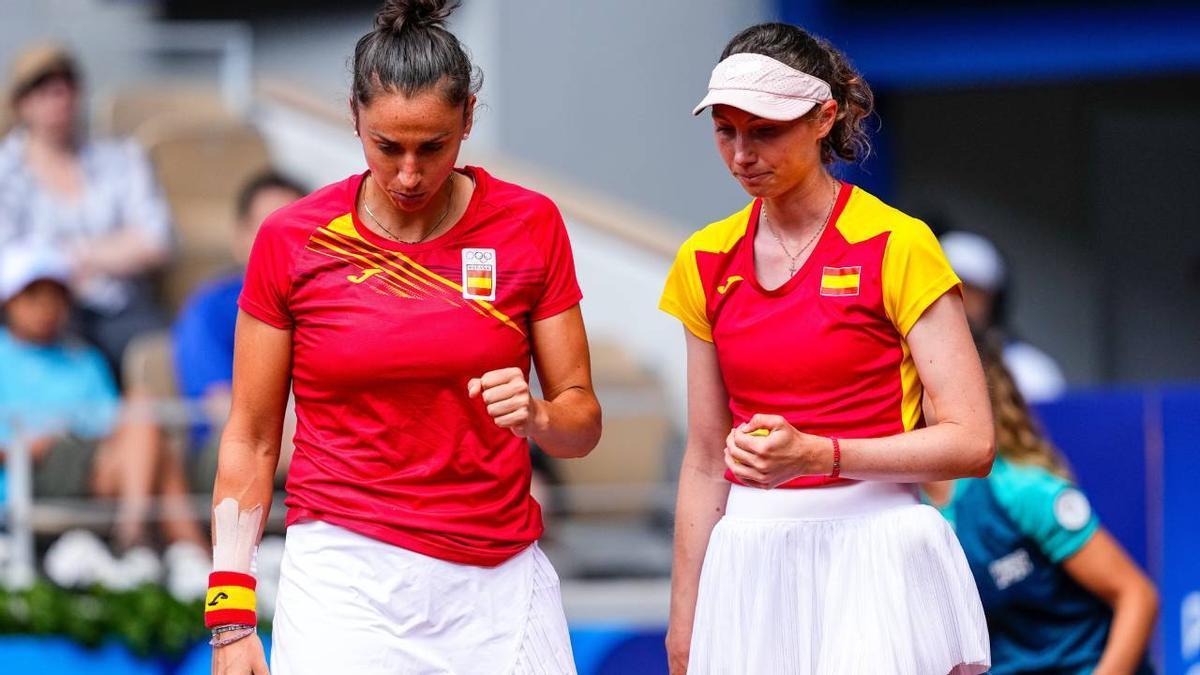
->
[
  {"left": 828, "top": 437, "right": 841, "bottom": 479},
  {"left": 210, "top": 626, "right": 256, "bottom": 648}
]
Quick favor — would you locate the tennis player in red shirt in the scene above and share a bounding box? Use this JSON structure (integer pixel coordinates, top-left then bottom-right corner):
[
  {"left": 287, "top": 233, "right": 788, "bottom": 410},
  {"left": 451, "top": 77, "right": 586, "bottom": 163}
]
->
[
  {"left": 661, "top": 23, "right": 994, "bottom": 675},
  {"left": 207, "top": 2, "right": 600, "bottom": 673}
]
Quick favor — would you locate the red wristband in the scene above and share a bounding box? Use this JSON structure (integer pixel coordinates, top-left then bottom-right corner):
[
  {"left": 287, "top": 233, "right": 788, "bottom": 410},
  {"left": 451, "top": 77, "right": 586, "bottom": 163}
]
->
[
  {"left": 205, "top": 571, "right": 258, "bottom": 629},
  {"left": 828, "top": 437, "right": 841, "bottom": 479}
]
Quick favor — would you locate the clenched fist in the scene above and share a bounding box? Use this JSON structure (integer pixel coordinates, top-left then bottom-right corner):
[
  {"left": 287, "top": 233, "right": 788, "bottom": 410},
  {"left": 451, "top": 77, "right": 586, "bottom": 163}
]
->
[{"left": 468, "top": 367, "right": 547, "bottom": 437}]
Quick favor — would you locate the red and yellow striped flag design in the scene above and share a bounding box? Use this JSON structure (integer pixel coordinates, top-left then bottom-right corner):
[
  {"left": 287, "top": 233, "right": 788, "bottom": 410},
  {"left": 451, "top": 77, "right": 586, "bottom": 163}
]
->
[
  {"left": 820, "top": 266, "right": 861, "bottom": 296},
  {"left": 466, "top": 267, "right": 493, "bottom": 294}
]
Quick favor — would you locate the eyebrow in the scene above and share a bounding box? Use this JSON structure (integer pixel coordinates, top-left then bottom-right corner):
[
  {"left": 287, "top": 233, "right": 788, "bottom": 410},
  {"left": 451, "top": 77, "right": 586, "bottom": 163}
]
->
[
  {"left": 368, "top": 131, "right": 451, "bottom": 144},
  {"left": 712, "top": 113, "right": 775, "bottom": 125}
]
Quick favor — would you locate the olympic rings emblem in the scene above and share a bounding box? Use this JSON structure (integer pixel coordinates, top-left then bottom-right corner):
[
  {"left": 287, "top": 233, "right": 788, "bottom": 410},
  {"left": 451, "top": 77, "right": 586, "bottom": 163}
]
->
[{"left": 466, "top": 250, "right": 494, "bottom": 262}]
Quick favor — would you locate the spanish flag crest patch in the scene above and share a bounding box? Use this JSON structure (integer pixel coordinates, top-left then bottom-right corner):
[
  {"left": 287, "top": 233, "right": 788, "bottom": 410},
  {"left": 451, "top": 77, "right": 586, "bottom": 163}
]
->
[
  {"left": 462, "top": 248, "right": 497, "bottom": 301},
  {"left": 820, "top": 266, "right": 861, "bottom": 297}
]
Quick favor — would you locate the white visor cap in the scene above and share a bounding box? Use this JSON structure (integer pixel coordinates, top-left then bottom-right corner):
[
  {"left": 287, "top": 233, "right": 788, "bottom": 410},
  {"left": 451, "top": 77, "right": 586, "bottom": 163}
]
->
[{"left": 693, "top": 52, "right": 832, "bottom": 121}]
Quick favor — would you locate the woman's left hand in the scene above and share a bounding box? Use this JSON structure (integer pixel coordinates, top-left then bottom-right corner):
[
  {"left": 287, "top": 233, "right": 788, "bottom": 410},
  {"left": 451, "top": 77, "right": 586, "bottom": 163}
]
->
[
  {"left": 724, "top": 414, "right": 830, "bottom": 489},
  {"left": 468, "top": 368, "right": 548, "bottom": 438}
]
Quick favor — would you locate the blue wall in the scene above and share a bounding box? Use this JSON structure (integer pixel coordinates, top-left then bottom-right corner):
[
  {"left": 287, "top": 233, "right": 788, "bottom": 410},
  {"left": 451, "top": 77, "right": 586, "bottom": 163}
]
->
[
  {"left": 777, "top": 0, "right": 1200, "bottom": 203},
  {"left": 1037, "top": 390, "right": 1149, "bottom": 567},
  {"left": 779, "top": 1, "right": 1200, "bottom": 89},
  {"left": 1037, "top": 386, "right": 1200, "bottom": 674},
  {"left": 1160, "top": 388, "right": 1200, "bottom": 675}
]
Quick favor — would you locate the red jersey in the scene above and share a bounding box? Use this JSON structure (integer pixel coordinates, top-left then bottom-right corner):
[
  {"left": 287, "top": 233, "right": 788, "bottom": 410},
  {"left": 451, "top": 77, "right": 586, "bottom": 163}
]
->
[
  {"left": 659, "top": 183, "right": 960, "bottom": 489},
  {"left": 239, "top": 167, "right": 582, "bottom": 566}
]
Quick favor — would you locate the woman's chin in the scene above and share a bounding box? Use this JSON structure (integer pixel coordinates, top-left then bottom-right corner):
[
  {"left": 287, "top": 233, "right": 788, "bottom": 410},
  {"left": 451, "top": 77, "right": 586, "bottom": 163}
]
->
[
  {"left": 389, "top": 192, "right": 430, "bottom": 211},
  {"left": 735, "top": 175, "right": 776, "bottom": 198}
]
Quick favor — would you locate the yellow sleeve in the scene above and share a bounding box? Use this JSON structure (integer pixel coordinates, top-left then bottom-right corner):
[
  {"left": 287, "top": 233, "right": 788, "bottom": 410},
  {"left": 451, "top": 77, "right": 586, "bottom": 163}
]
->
[
  {"left": 659, "top": 239, "right": 713, "bottom": 342},
  {"left": 882, "top": 219, "right": 962, "bottom": 336}
]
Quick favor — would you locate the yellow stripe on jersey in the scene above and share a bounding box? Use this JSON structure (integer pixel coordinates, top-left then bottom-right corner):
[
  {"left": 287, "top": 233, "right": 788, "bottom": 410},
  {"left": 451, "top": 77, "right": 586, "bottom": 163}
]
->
[
  {"left": 317, "top": 215, "right": 525, "bottom": 335},
  {"left": 899, "top": 340, "right": 924, "bottom": 432},
  {"left": 830, "top": 187, "right": 960, "bottom": 433},
  {"left": 831, "top": 190, "right": 960, "bottom": 336},
  {"left": 660, "top": 202, "right": 755, "bottom": 343}
]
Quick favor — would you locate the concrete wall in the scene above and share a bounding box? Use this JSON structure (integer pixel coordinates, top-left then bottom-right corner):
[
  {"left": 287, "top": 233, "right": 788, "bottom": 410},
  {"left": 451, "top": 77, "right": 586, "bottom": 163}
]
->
[
  {"left": 487, "top": 0, "right": 772, "bottom": 232},
  {"left": 249, "top": 0, "right": 773, "bottom": 233},
  {"left": 8, "top": 1, "right": 1197, "bottom": 388}
]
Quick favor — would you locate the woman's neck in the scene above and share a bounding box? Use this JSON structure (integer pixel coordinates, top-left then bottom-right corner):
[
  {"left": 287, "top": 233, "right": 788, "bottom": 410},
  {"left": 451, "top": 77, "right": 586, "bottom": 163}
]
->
[
  {"left": 363, "top": 172, "right": 460, "bottom": 242},
  {"left": 24, "top": 128, "right": 84, "bottom": 200},
  {"left": 6, "top": 324, "right": 58, "bottom": 347},
  {"left": 762, "top": 169, "right": 838, "bottom": 237},
  {"left": 25, "top": 127, "right": 76, "bottom": 158}
]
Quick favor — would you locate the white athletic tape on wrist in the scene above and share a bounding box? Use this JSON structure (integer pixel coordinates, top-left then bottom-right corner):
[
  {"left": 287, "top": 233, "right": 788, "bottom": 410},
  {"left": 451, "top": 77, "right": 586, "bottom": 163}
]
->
[{"left": 212, "top": 497, "right": 262, "bottom": 574}]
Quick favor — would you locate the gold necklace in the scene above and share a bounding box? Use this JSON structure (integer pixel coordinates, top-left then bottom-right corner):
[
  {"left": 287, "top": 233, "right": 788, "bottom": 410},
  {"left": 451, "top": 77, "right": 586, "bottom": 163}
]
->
[
  {"left": 763, "top": 178, "right": 839, "bottom": 277},
  {"left": 363, "top": 176, "right": 454, "bottom": 244}
]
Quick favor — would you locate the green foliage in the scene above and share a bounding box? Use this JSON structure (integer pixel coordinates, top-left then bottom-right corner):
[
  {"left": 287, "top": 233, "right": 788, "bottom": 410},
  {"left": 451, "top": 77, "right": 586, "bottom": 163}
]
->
[{"left": 0, "top": 580, "right": 270, "bottom": 658}]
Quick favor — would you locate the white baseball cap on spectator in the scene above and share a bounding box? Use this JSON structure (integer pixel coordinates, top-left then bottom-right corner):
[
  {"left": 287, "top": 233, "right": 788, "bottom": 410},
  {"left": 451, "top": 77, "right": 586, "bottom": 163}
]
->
[
  {"left": 939, "top": 231, "right": 1007, "bottom": 293},
  {"left": 0, "top": 243, "right": 72, "bottom": 303}
]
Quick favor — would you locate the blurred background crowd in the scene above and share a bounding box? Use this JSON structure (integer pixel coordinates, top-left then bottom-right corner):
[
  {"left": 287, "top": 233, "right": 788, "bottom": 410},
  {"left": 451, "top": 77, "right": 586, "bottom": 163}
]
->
[{"left": 0, "top": 1, "right": 1197, "bottom": 673}]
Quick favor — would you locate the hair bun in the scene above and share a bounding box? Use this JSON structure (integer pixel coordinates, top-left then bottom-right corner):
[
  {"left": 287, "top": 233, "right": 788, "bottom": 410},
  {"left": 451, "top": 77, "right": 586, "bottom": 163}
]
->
[{"left": 376, "top": 0, "right": 458, "bottom": 33}]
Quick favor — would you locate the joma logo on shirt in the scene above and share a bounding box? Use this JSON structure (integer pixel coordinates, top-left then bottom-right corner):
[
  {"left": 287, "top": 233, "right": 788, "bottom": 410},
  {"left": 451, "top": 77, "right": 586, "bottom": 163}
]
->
[
  {"left": 989, "top": 548, "right": 1034, "bottom": 590},
  {"left": 717, "top": 275, "right": 744, "bottom": 295},
  {"left": 347, "top": 269, "right": 382, "bottom": 284}
]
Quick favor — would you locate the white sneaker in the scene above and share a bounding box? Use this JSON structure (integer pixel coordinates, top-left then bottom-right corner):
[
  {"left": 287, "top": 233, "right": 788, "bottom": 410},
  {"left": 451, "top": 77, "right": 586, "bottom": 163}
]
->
[
  {"left": 164, "top": 540, "right": 212, "bottom": 602},
  {"left": 44, "top": 529, "right": 116, "bottom": 588},
  {"left": 101, "top": 546, "right": 163, "bottom": 590}
]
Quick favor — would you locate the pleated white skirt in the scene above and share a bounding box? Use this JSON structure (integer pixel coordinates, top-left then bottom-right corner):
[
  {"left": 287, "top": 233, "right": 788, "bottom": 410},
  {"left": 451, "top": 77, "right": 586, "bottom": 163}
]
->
[
  {"left": 271, "top": 520, "right": 576, "bottom": 675},
  {"left": 689, "top": 482, "right": 989, "bottom": 675}
]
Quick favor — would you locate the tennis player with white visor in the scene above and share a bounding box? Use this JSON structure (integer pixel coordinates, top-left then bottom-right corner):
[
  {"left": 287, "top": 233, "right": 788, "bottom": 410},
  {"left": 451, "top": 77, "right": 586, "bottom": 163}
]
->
[{"left": 661, "top": 22, "right": 993, "bottom": 674}]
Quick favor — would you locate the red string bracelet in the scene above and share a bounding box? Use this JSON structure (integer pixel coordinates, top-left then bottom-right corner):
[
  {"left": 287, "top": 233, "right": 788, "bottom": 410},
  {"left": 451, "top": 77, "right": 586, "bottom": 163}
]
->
[{"left": 828, "top": 437, "right": 841, "bottom": 479}]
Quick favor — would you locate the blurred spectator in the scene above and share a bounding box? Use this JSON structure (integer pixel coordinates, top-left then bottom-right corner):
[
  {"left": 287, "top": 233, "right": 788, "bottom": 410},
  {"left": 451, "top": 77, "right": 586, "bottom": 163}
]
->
[
  {"left": 0, "top": 243, "right": 204, "bottom": 551},
  {"left": 922, "top": 334, "right": 1157, "bottom": 674},
  {"left": 940, "top": 230, "right": 1067, "bottom": 403},
  {"left": 0, "top": 44, "right": 172, "bottom": 375},
  {"left": 172, "top": 172, "right": 304, "bottom": 488}
]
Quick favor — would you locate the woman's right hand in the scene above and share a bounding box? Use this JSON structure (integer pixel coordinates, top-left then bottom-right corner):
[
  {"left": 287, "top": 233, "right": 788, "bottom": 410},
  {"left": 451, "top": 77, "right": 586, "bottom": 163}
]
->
[
  {"left": 212, "top": 634, "right": 269, "bottom": 675},
  {"left": 665, "top": 625, "right": 691, "bottom": 675}
]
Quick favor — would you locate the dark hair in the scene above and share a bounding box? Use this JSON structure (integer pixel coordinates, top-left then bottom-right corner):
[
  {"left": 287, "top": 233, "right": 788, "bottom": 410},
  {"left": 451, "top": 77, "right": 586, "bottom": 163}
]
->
[
  {"left": 351, "top": 0, "right": 481, "bottom": 111},
  {"left": 236, "top": 171, "right": 306, "bottom": 221},
  {"left": 721, "top": 23, "right": 874, "bottom": 165},
  {"left": 13, "top": 67, "right": 77, "bottom": 105}
]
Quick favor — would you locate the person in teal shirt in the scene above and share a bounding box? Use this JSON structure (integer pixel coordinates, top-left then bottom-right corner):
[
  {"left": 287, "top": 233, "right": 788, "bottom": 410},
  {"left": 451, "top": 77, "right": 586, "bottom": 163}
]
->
[
  {"left": 923, "top": 335, "right": 1159, "bottom": 674},
  {"left": 0, "top": 244, "right": 204, "bottom": 550}
]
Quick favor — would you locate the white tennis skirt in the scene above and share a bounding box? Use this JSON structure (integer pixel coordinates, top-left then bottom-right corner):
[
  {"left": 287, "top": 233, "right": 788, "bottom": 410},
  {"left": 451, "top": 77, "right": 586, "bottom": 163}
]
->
[
  {"left": 689, "top": 481, "right": 990, "bottom": 675},
  {"left": 270, "top": 520, "right": 576, "bottom": 675}
]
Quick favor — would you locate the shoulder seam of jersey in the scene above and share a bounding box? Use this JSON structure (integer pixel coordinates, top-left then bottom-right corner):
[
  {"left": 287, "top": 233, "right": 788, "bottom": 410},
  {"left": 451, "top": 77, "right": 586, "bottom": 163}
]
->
[{"left": 836, "top": 188, "right": 928, "bottom": 245}]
